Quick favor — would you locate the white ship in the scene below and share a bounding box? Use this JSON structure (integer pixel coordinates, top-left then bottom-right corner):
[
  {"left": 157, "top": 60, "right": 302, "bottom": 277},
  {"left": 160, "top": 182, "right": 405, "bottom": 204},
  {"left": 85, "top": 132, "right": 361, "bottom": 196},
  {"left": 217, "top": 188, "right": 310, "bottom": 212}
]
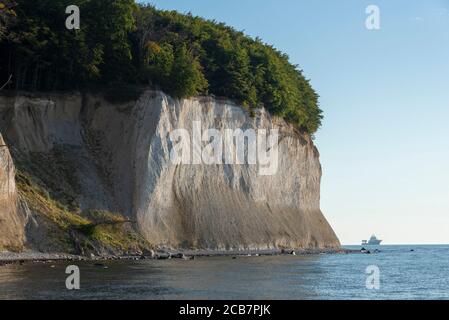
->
[{"left": 361, "top": 235, "right": 382, "bottom": 245}]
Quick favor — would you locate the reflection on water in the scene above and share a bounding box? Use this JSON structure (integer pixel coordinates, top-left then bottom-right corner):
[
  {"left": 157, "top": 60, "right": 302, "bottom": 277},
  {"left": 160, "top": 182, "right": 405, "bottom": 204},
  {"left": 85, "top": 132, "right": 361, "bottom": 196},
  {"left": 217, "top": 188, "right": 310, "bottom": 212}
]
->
[{"left": 1, "top": 245, "right": 449, "bottom": 300}]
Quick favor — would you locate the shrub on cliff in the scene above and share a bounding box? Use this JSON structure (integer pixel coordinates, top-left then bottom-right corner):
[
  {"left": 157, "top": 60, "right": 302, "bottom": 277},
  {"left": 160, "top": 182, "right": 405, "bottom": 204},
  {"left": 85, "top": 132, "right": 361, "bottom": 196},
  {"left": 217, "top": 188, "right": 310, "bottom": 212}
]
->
[{"left": 0, "top": 0, "right": 322, "bottom": 133}]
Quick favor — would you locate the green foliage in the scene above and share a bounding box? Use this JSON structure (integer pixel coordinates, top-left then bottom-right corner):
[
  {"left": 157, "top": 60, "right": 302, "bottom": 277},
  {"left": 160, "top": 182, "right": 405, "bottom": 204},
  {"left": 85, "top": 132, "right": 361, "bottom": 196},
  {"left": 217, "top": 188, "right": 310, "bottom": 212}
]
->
[
  {"left": 0, "top": 0, "right": 323, "bottom": 132},
  {"left": 0, "top": 1, "right": 17, "bottom": 41},
  {"left": 16, "top": 170, "right": 151, "bottom": 253},
  {"left": 1, "top": 0, "right": 136, "bottom": 89},
  {"left": 142, "top": 42, "right": 207, "bottom": 98},
  {"left": 167, "top": 44, "right": 208, "bottom": 98},
  {"left": 144, "top": 41, "right": 175, "bottom": 87}
]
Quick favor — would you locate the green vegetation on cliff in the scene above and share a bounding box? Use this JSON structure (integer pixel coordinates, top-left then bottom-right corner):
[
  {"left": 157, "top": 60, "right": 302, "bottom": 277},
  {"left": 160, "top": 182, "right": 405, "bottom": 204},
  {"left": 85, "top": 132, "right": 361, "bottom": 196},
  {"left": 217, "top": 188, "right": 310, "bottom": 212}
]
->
[
  {"left": 16, "top": 168, "right": 151, "bottom": 255},
  {"left": 0, "top": 0, "right": 322, "bottom": 132}
]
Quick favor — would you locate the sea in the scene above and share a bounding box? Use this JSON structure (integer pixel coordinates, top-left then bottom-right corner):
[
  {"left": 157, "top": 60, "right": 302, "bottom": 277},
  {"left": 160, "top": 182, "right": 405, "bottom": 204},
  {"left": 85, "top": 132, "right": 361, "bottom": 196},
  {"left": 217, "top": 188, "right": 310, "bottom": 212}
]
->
[{"left": 0, "top": 245, "right": 448, "bottom": 300}]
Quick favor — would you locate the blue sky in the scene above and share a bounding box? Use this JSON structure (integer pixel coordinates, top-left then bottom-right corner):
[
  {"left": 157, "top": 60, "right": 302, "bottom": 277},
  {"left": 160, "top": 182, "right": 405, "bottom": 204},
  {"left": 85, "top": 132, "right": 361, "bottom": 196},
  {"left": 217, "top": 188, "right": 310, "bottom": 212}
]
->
[{"left": 144, "top": 0, "right": 449, "bottom": 244}]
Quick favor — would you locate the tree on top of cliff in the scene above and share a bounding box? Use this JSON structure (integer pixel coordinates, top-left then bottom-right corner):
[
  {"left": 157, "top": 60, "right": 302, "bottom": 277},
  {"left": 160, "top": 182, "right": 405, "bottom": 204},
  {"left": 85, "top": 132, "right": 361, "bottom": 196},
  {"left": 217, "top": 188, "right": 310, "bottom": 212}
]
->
[{"left": 0, "top": 0, "right": 323, "bottom": 133}]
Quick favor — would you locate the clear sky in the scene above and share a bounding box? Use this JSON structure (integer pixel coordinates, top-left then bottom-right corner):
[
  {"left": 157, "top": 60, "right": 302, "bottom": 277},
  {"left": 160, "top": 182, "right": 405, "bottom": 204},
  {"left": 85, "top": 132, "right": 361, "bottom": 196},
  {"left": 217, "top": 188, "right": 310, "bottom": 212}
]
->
[{"left": 143, "top": 0, "right": 449, "bottom": 244}]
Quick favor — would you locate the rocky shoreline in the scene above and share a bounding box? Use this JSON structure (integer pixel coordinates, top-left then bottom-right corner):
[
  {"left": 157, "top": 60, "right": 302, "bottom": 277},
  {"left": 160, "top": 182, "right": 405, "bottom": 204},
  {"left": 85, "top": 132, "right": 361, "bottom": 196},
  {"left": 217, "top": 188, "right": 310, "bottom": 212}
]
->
[{"left": 0, "top": 248, "right": 353, "bottom": 266}]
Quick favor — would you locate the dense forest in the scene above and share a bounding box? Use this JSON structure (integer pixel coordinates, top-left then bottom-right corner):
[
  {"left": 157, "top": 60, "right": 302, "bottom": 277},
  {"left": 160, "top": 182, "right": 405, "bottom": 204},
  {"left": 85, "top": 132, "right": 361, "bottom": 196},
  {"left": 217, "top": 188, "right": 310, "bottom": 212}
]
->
[{"left": 0, "top": 0, "right": 322, "bottom": 133}]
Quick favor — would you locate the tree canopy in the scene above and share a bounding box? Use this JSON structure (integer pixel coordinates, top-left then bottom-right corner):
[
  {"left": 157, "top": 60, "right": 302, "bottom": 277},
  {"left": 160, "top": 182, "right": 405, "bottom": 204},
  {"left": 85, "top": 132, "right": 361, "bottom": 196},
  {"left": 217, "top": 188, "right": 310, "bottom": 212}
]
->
[{"left": 0, "top": 0, "right": 323, "bottom": 133}]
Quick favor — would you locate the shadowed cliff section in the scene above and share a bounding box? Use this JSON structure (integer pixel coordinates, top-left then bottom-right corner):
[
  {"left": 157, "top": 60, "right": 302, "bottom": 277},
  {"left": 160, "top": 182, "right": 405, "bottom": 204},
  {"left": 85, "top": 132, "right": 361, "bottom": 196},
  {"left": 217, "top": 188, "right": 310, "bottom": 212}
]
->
[
  {"left": 0, "top": 133, "right": 25, "bottom": 250},
  {"left": 0, "top": 90, "right": 340, "bottom": 253}
]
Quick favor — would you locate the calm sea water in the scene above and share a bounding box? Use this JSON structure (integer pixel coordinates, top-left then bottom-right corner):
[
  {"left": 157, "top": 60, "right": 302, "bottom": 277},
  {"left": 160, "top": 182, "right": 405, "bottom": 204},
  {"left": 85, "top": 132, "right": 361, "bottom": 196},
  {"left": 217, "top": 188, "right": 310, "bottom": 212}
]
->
[{"left": 1, "top": 245, "right": 448, "bottom": 300}]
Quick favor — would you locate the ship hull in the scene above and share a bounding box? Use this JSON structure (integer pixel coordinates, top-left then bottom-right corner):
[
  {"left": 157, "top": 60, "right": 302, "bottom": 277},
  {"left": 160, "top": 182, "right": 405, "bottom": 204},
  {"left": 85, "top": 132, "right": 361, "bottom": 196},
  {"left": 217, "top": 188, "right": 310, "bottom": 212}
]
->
[{"left": 361, "top": 240, "right": 382, "bottom": 245}]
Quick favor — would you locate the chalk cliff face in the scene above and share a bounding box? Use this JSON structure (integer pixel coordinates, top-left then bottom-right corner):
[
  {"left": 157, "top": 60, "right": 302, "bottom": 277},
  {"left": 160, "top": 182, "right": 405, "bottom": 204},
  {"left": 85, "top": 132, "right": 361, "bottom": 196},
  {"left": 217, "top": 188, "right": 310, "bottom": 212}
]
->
[
  {"left": 0, "top": 91, "right": 339, "bottom": 251},
  {"left": 0, "top": 133, "right": 25, "bottom": 250}
]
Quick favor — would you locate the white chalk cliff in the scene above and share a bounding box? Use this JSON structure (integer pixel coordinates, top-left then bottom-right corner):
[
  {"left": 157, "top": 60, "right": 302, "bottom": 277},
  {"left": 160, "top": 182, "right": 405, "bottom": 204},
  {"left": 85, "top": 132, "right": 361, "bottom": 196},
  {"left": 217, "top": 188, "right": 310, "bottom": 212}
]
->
[
  {"left": 0, "top": 133, "right": 25, "bottom": 250},
  {"left": 0, "top": 91, "right": 339, "bottom": 251}
]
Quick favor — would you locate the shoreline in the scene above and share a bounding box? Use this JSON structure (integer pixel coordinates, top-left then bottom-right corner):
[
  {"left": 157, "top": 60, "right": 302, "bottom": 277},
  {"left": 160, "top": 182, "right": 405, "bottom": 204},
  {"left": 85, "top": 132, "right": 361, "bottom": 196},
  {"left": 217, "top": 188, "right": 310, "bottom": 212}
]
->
[{"left": 0, "top": 248, "right": 354, "bottom": 266}]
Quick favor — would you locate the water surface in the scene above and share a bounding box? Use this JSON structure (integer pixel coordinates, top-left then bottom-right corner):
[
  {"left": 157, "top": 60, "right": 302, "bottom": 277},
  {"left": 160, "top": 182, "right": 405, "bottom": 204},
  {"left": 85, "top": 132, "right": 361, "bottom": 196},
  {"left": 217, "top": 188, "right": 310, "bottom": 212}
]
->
[{"left": 1, "top": 245, "right": 448, "bottom": 300}]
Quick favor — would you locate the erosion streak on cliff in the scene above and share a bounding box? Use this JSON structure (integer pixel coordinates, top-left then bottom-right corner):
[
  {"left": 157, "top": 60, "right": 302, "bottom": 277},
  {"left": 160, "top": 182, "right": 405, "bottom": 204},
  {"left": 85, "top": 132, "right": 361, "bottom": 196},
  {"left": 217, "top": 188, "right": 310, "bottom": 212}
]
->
[{"left": 0, "top": 91, "right": 340, "bottom": 251}]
